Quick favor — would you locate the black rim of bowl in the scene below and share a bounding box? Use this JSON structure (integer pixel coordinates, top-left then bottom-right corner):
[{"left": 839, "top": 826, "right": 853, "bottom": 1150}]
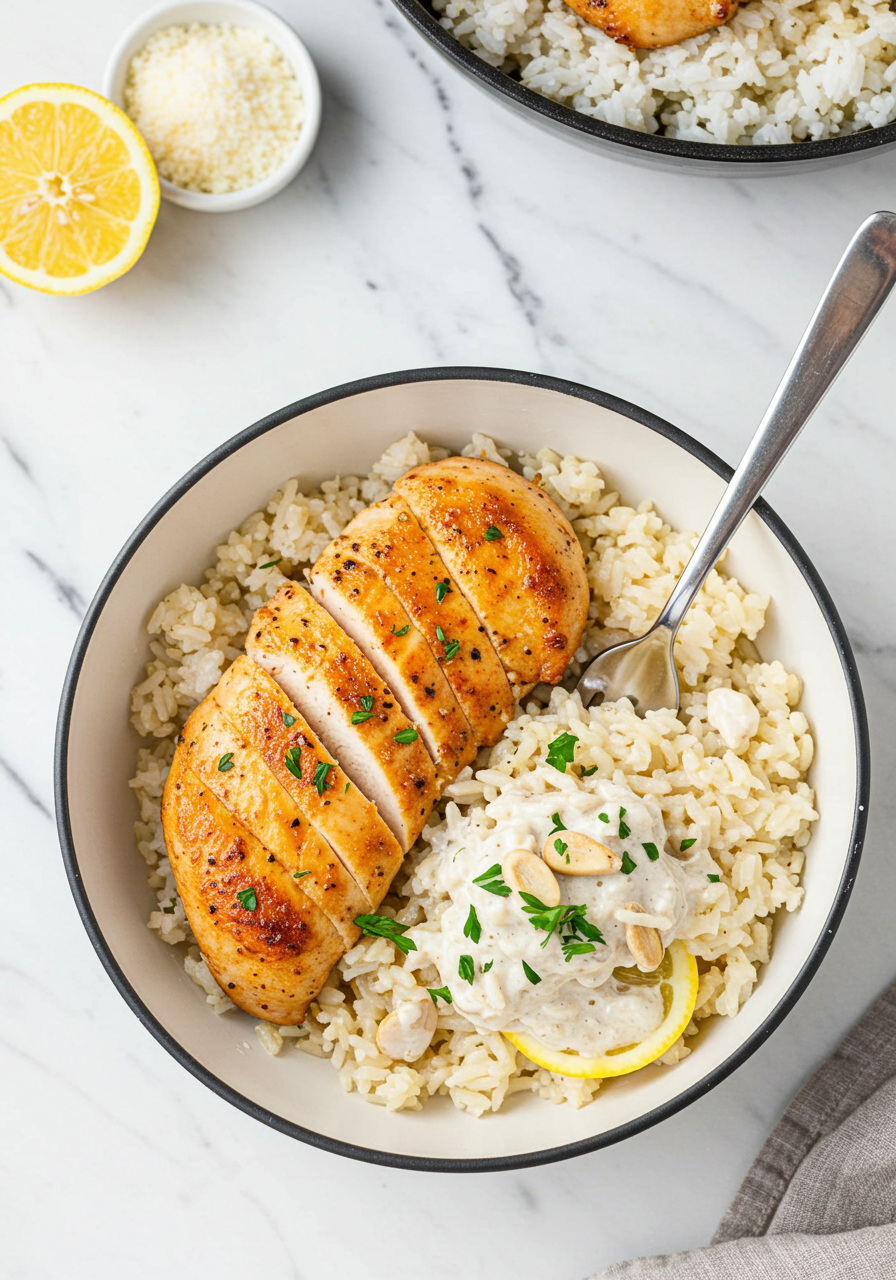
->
[
  {"left": 55, "top": 366, "right": 870, "bottom": 1172},
  {"left": 391, "top": 0, "right": 896, "bottom": 165}
]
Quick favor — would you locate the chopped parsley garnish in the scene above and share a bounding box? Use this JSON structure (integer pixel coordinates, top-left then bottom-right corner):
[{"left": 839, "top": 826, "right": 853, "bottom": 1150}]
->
[
  {"left": 435, "top": 625, "right": 460, "bottom": 663},
  {"left": 619, "top": 808, "right": 631, "bottom": 839},
  {"left": 561, "top": 941, "right": 597, "bottom": 961},
  {"left": 351, "top": 708, "right": 374, "bottom": 725},
  {"left": 472, "top": 863, "right": 511, "bottom": 897},
  {"left": 162, "top": 898, "right": 177, "bottom": 915},
  {"left": 344, "top": 782, "right": 351, "bottom": 794},
  {"left": 579, "top": 764, "right": 598, "bottom": 777},
  {"left": 293, "top": 870, "right": 311, "bottom": 880},
  {"left": 553, "top": 837, "right": 569, "bottom": 857},
  {"left": 484, "top": 525, "right": 504, "bottom": 542},
  {"left": 483, "top": 960, "right": 494, "bottom": 973},
  {"left": 259, "top": 558, "right": 282, "bottom": 569},
  {"left": 282, "top": 711, "right": 296, "bottom": 728},
  {"left": 354, "top": 913, "right": 417, "bottom": 955},
  {"left": 642, "top": 842, "right": 660, "bottom": 862},
  {"left": 428, "top": 986, "right": 452, "bottom": 1005},
  {"left": 361, "top": 695, "right": 374, "bottom": 711},
  {"left": 390, "top": 624, "right": 410, "bottom": 637},
  {"left": 545, "top": 731, "right": 578, "bottom": 774},
  {"left": 464, "top": 903, "right": 482, "bottom": 945},
  {"left": 458, "top": 954, "right": 475, "bottom": 984},
  {"left": 394, "top": 727, "right": 419, "bottom": 744},
  {"left": 435, "top": 578, "right": 452, "bottom": 604},
  {"left": 285, "top": 746, "right": 302, "bottom": 780},
  {"left": 621, "top": 851, "right": 637, "bottom": 875},
  {"left": 520, "top": 893, "right": 606, "bottom": 953},
  {"left": 522, "top": 960, "right": 542, "bottom": 985},
  {"left": 680, "top": 838, "right": 697, "bottom": 851},
  {"left": 313, "top": 761, "right": 335, "bottom": 795},
  {"left": 548, "top": 812, "right": 566, "bottom": 836},
  {"left": 236, "top": 887, "right": 257, "bottom": 911},
  {"left": 217, "top": 752, "right": 234, "bottom": 773},
  {"left": 707, "top": 873, "right": 721, "bottom": 882},
  {"left": 598, "top": 812, "right": 610, "bottom": 824}
]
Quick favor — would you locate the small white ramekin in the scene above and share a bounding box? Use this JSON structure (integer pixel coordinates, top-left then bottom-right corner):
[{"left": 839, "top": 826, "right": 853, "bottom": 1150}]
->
[{"left": 103, "top": 0, "right": 322, "bottom": 212}]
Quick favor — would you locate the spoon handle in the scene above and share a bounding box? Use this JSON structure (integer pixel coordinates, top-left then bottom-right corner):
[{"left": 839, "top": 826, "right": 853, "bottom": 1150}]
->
[{"left": 656, "top": 210, "right": 896, "bottom": 636}]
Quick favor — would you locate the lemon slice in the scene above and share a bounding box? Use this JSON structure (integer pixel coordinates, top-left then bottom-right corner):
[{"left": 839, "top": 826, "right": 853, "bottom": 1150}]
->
[
  {"left": 505, "top": 940, "right": 698, "bottom": 1079},
  {"left": 0, "top": 84, "right": 159, "bottom": 295}
]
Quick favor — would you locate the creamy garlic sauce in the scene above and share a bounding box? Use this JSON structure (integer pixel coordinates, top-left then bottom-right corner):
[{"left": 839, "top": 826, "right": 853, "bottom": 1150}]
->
[{"left": 410, "top": 781, "right": 716, "bottom": 1057}]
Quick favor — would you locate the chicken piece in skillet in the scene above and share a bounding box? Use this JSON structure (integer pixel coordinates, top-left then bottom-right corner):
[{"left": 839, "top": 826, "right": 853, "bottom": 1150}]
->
[
  {"left": 246, "top": 584, "right": 439, "bottom": 851},
  {"left": 331, "top": 495, "right": 516, "bottom": 745},
  {"left": 309, "top": 545, "right": 476, "bottom": 785},
  {"left": 178, "top": 698, "right": 366, "bottom": 947},
  {"left": 213, "top": 657, "right": 403, "bottom": 909},
  {"left": 393, "top": 457, "right": 589, "bottom": 687},
  {"left": 162, "top": 751, "right": 345, "bottom": 1024},
  {"left": 564, "top": 0, "right": 738, "bottom": 49}
]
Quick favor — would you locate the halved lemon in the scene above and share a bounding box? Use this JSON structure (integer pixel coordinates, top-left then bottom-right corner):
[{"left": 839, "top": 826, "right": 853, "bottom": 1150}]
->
[
  {"left": 0, "top": 84, "right": 159, "bottom": 295},
  {"left": 505, "top": 940, "right": 698, "bottom": 1079}
]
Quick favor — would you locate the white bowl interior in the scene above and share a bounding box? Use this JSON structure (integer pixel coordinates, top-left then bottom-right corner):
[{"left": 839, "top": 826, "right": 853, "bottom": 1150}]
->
[
  {"left": 103, "top": 0, "right": 322, "bottom": 212},
  {"left": 62, "top": 377, "right": 860, "bottom": 1165}
]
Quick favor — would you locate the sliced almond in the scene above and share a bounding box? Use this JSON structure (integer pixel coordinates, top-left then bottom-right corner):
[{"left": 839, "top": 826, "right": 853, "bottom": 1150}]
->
[
  {"left": 502, "top": 847, "right": 561, "bottom": 907},
  {"left": 375, "top": 998, "right": 438, "bottom": 1062},
  {"left": 623, "top": 901, "right": 664, "bottom": 971},
  {"left": 543, "top": 829, "right": 622, "bottom": 876}
]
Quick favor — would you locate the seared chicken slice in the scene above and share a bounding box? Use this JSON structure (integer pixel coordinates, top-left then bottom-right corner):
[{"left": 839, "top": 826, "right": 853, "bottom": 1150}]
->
[
  {"left": 213, "top": 657, "right": 403, "bottom": 908},
  {"left": 309, "top": 545, "right": 476, "bottom": 785},
  {"left": 246, "top": 584, "right": 439, "bottom": 851},
  {"left": 162, "top": 751, "right": 345, "bottom": 1024},
  {"left": 394, "top": 458, "right": 589, "bottom": 686},
  {"left": 565, "top": 0, "right": 738, "bottom": 48},
  {"left": 179, "top": 699, "right": 366, "bottom": 947},
  {"left": 334, "top": 496, "right": 515, "bottom": 746}
]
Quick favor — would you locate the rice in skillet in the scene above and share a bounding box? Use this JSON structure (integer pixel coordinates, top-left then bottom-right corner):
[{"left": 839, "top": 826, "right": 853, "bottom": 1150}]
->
[
  {"left": 130, "top": 432, "right": 816, "bottom": 1115},
  {"left": 432, "top": 0, "right": 896, "bottom": 145}
]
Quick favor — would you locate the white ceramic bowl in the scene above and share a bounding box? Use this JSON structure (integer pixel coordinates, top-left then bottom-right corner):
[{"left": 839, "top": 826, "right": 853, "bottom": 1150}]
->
[
  {"left": 56, "top": 370, "right": 869, "bottom": 1171},
  {"left": 103, "top": 0, "right": 322, "bottom": 212}
]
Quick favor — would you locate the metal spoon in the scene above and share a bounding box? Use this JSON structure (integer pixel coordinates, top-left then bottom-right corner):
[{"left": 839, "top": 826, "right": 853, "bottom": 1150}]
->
[{"left": 577, "top": 210, "right": 896, "bottom": 715}]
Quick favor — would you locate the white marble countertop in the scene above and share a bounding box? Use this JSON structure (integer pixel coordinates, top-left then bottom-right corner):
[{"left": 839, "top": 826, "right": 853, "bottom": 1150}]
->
[{"left": 3, "top": 2, "right": 896, "bottom": 1276}]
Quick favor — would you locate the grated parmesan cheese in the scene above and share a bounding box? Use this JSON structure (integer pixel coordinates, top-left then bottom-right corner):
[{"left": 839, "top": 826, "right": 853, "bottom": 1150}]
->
[{"left": 123, "top": 22, "right": 304, "bottom": 194}]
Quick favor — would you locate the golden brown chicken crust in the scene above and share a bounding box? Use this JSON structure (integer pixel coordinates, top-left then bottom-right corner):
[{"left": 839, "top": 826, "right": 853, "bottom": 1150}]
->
[
  {"left": 179, "top": 699, "right": 365, "bottom": 947},
  {"left": 565, "top": 0, "right": 738, "bottom": 48},
  {"left": 162, "top": 752, "right": 345, "bottom": 1024},
  {"left": 213, "top": 657, "right": 404, "bottom": 907},
  {"left": 310, "top": 545, "right": 476, "bottom": 784},
  {"left": 247, "top": 585, "right": 439, "bottom": 849},
  {"left": 333, "top": 496, "right": 516, "bottom": 746},
  {"left": 394, "top": 458, "right": 589, "bottom": 686}
]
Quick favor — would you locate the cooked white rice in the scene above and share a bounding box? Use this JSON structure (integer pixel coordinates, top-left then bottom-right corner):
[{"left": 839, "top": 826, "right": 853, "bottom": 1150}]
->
[
  {"left": 130, "top": 432, "right": 817, "bottom": 1116},
  {"left": 432, "top": 0, "right": 896, "bottom": 144}
]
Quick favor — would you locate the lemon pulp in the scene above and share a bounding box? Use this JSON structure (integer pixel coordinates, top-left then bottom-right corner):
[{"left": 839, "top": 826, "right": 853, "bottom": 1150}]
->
[
  {"left": 504, "top": 940, "right": 698, "bottom": 1079},
  {"left": 0, "top": 83, "right": 159, "bottom": 295}
]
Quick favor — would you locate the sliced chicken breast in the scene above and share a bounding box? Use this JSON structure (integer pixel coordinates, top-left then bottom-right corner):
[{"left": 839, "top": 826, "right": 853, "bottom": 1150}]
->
[
  {"left": 162, "top": 751, "right": 345, "bottom": 1025},
  {"left": 565, "top": 0, "right": 737, "bottom": 49},
  {"left": 179, "top": 699, "right": 366, "bottom": 948},
  {"left": 333, "top": 495, "right": 515, "bottom": 746},
  {"left": 394, "top": 457, "right": 589, "bottom": 685},
  {"left": 213, "top": 657, "right": 403, "bottom": 908},
  {"left": 309, "top": 545, "right": 476, "bottom": 785},
  {"left": 246, "top": 584, "right": 439, "bottom": 851}
]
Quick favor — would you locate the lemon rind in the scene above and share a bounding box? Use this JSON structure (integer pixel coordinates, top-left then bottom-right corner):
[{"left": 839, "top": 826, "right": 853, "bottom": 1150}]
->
[
  {"left": 505, "top": 941, "right": 698, "bottom": 1080},
  {"left": 0, "top": 83, "right": 160, "bottom": 296}
]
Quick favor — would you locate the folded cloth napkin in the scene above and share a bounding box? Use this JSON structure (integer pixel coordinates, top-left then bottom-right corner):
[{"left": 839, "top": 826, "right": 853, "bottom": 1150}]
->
[{"left": 594, "top": 980, "right": 896, "bottom": 1280}]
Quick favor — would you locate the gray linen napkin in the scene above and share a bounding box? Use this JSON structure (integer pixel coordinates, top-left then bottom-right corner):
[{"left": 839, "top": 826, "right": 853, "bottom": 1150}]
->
[{"left": 594, "top": 980, "right": 896, "bottom": 1280}]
